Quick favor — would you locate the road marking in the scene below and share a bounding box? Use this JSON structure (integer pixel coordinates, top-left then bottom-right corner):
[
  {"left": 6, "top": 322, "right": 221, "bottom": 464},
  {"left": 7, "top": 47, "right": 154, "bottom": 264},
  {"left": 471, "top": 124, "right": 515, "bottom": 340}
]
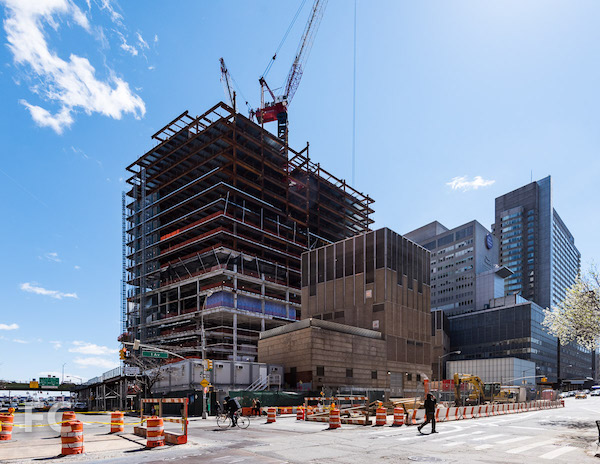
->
[
  {"left": 443, "top": 441, "right": 465, "bottom": 447},
  {"left": 506, "top": 439, "right": 555, "bottom": 454},
  {"left": 439, "top": 431, "right": 484, "bottom": 440},
  {"left": 505, "top": 425, "right": 546, "bottom": 431},
  {"left": 472, "top": 434, "right": 505, "bottom": 441},
  {"left": 474, "top": 444, "right": 494, "bottom": 450},
  {"left": 495, "top": 436, "right": 531, "bottom": 444},
  {"left": 539, "top": 446, "right": 577, "bottom": 460}
]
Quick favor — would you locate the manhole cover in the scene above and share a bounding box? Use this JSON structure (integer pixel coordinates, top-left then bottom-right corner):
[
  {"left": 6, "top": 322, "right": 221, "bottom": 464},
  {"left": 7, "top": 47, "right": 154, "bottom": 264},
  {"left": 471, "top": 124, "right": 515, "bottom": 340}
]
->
[{"left": 408, "top": 457, "right": 446, "bottom": 463}]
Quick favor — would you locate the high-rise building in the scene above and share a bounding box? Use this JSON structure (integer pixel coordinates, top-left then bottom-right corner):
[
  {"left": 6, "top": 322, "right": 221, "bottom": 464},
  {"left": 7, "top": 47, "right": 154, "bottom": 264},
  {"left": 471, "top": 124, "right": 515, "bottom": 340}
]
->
[
  {"left": 124, "top": 102, "right": 373, "bottom": 362},
  {"left": 493, "top": 176, "right": 580, "bottom": 310},
  {"left": 493, "top": 176, "right": 587, "bottom": 382},
  {"left": 405, "top": 220, "right": 499, "bottom": 315}
]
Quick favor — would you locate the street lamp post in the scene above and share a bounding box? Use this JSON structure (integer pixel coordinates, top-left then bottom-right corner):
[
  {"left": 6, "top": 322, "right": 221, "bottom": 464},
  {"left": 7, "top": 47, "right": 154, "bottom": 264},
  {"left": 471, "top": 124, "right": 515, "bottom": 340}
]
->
[
  {"left": 437, "top": 351, "right": 461, "bottom": 399},
  {"left": 62, "top": 363, "right": 66, "bottom": 384}
]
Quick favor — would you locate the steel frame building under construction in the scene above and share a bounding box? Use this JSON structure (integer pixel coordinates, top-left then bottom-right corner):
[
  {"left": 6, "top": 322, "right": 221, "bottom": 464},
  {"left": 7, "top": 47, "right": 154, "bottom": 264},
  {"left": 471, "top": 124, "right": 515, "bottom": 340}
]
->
[{"left": 125, "top": 102, "right": 374, "bottom": 362}]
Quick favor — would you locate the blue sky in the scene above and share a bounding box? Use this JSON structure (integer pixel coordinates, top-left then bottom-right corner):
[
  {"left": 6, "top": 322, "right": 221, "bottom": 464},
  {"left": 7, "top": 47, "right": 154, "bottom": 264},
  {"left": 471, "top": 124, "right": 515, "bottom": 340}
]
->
[{"left": 0, "top": 0, "right": 598, "bottom": 383}]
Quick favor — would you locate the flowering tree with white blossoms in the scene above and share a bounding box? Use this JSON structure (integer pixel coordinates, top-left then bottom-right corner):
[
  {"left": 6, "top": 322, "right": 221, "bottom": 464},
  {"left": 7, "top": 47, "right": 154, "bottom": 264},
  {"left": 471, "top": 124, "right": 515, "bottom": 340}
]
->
[{"left": 543, "top": 267, "right": 600, "bottom": 350}]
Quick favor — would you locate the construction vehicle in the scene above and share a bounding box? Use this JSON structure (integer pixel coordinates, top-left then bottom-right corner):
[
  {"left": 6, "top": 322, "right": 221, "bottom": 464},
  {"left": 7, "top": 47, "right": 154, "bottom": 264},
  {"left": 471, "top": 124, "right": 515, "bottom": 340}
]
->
[{"left": 453, "top": 373, "right": 518, "bottom": 406}]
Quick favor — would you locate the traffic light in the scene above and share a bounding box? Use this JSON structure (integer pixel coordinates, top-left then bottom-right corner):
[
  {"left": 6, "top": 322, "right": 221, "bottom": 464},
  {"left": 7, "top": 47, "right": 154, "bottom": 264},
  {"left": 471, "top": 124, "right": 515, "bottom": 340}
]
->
[
  {"left": 206, "top": 360, "right": 213, "bottom": 371},
  {"left": 119, "top": 348, "right": 127, "bottom": 360},
  {"left": 541, "top": 377, "right": 548, "bottom": 383}
]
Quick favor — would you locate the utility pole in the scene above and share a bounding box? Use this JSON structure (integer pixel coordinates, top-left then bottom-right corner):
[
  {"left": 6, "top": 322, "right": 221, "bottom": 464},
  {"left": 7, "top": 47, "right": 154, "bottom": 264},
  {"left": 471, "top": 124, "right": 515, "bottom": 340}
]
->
[{"left": 201, "top": 290, "right": 213, "bottom": 419}]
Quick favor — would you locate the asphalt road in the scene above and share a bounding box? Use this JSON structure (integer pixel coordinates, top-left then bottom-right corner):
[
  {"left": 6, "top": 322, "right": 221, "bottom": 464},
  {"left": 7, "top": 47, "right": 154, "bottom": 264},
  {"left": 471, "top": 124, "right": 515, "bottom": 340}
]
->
[{"left": 4, "top": 397, "right": 600, "bottom": 463}]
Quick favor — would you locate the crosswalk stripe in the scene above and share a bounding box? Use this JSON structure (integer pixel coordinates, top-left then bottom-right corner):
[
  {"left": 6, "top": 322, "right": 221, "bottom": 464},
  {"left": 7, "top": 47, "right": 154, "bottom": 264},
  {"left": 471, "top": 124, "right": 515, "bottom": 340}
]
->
[
  {"left": 495, "top": 436, "right": 531, "bottom": 444},
  {"left": 472, "top": 434, "right": 505, "bottom": 441},
  {"left": 506, "top": 439, "right": 555, "bottom": 454},
  {"left": 474, "top": 444, "right": 494, "bottom": 450},
  {"left": 439, "top": 431, "right": 484, "bottom": 440},
  {"left": 443, "top": 441, "right": 465, "bottom": 447},
  {"left": 539, "top": 446, "right": 577, "bottom": 460}
]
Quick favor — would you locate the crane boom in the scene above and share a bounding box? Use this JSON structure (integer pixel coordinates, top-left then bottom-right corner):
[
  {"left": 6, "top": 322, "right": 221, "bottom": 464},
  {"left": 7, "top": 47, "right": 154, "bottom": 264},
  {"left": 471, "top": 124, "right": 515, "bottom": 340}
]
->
[
  {"left": 219, "top": 57, "right": 236, "bottom": 110},
  {"left": 284, "top": 0, "right": 327, "bottom": 104},
  {"left": 256, "top": 0, "right": 327, "bottom": 143}
]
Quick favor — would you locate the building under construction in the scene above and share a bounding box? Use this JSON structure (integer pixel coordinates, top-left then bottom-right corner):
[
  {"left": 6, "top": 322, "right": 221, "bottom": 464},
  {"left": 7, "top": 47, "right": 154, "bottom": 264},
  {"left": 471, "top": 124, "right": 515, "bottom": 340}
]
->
[{"left": 124, "top": 102, "right": 374, "bottom": 362}]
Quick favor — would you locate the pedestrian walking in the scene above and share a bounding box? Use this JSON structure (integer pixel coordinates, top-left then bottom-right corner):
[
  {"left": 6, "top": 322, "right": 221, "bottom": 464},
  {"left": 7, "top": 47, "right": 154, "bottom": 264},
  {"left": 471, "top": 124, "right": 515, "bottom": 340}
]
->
[
  {"left": 418, "top": 393, "right": 437, "bottom": 434},
  {"left": 255, "top": 397, "right": 262, "bottom": 416}
]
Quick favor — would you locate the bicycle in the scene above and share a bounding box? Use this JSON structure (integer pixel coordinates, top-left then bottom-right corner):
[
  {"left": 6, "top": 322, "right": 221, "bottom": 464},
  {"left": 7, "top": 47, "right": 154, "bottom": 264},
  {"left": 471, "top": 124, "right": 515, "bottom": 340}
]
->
[{"left": 216, "top": 409, "right": 249, "bottom": 429}]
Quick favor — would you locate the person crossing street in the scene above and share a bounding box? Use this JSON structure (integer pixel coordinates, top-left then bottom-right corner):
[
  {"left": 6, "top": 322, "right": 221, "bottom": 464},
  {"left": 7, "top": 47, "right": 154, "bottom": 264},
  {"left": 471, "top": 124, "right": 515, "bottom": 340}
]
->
[{"left": 418, "top": 393, "right": 437, "bottom": 434}]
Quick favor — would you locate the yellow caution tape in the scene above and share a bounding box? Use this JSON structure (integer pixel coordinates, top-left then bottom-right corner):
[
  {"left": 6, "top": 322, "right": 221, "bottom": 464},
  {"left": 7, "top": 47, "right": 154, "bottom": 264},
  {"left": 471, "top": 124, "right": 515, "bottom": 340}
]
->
[{"left": 7, "top": 418, "right": 148, "bottom": 428}]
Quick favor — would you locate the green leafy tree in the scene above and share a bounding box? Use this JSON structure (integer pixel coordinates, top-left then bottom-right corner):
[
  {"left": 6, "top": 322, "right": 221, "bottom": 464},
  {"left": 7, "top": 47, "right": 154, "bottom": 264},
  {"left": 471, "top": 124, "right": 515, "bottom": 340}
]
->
[{"left": 543, "top": 267, "right": 600, "bottom": 349}]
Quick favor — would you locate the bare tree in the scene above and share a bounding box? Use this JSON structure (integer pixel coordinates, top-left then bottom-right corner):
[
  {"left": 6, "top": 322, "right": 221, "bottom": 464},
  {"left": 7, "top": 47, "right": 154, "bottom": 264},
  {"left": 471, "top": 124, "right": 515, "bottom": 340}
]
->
[{"left": 544, "top": 267, "right": 600, "bottom": 349}]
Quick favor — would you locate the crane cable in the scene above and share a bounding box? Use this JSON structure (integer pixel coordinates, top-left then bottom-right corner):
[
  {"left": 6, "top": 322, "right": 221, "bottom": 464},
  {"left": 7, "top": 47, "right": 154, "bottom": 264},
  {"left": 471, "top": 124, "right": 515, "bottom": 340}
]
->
[{"left": 261, "top": 0, "right": 308, "bottom": 79}]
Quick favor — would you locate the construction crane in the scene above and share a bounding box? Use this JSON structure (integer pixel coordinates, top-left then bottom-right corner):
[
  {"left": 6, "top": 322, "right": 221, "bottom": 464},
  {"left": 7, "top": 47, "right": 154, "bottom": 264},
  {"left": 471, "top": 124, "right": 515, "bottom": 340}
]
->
[
  {"left": 255, "top": 0, "right": 328, "bottom": 143},
  {"left": 219, "top": 57, "right": 236, "bottom": 111}
]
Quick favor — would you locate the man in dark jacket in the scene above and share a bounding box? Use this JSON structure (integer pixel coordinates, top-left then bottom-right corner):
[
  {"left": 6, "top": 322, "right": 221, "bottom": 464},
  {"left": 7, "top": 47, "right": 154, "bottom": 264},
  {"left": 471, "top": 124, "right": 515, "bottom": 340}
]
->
[{"left": 418, "top": 393, "right": 437, "bottom": 434}]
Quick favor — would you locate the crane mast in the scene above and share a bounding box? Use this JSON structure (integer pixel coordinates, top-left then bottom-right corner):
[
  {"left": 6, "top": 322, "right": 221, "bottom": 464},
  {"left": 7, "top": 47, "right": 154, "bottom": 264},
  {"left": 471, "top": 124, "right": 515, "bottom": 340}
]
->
[{"left": 256, "top": 0, "right": 328, "bottom": 144}]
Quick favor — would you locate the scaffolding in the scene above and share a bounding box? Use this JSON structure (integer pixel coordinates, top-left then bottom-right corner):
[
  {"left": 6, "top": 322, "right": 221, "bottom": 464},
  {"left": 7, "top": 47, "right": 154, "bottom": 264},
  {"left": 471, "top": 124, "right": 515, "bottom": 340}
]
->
[{"left": 124, "top": 102, "right": 374, "bottom": 361}]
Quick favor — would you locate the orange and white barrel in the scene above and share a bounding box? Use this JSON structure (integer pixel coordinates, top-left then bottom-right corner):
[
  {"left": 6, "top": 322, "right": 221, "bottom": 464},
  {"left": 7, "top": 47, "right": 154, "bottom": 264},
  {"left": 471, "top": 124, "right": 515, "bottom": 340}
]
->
[
  {"left": 146, "top": 417, "right": 164, "bottom": 448},
  {"left": 328, "top": 408, "right": 341, "bottom": 429},
  {"left": 61, "top": 420, "right": 84, "bottom": 455},
  {"left": 267, "top": 407, "right": 276, "bottom": 423},
  {"left": 375, "top": 407, "right": 387, "bottom": 426},
  {"left": 0, "top": 414, "right": 14, "bottom": 441},
  {"left": 62, "top": 411, "right": 76, "bottom": 423},
  {"left": 110, "top": 411, "right": 124, "bottom": 433},
  {"left": 296, "top": 406, "right": 305, "bottom": 421},
  {"left": 392, "top": 407, "right": 404, "bottom": 426}
]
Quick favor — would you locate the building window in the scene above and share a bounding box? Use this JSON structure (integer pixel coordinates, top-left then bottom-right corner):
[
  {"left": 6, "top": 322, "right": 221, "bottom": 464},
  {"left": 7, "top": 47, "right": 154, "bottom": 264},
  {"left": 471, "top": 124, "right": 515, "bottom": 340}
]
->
[
  {"left": 372, "top": 370, "right": 378, "bottom": 379},
  {"left": 316, "top": 366, "right": 324, "bottom": 376},
  {"left": 346, "top": 368, "right": 353, "bottom": 378},
  {"left": 406, "top": 373, "right": 412, "bottom": 381}
]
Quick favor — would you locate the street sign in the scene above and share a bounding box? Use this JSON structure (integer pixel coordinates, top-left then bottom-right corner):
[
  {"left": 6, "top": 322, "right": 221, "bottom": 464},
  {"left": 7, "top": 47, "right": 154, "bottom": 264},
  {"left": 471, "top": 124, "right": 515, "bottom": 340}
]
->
[
  {"left": 29, "top": 381, "right": 39, "bottom": 389},
  {"left": 200, "top": 378, "right": 210, "bottom": 388},
  {"left": 142, "top": 350, "right": 168, "bottom": 359},
  {"left": 39, "top": 377, "right": 59, "bottom": 388},
  {"left": 124, "top": 366, "right": 141, "bottom": 376}
]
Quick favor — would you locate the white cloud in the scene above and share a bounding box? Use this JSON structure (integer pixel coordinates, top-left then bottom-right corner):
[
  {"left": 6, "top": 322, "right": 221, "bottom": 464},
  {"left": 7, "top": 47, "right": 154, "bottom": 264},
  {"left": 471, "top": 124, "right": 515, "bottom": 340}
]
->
[
  {"left": 136, "top": 32, "right": 148, "bottom": 49},
  {"left": 446, "top": 176, "right": 495, "bottom": 192},
  {"left": 118, "top": 32, "right": 138, "bottom": 56},
  {"left": 74, "top": 265, "right": 81, "bottom": 270},
  {"left": 42, "top": 251, "right": 61, "bottom": 263},
  {"left": 50, "top": 340, "right": 62, "bottom": 349},
  {"left": 0, "top": 323, "right": 19, "bottom": 331},
  {"left": 147, "top": 66, "right": 155, "bottom": 71},
  {"left": 73, "top": 356, "right": 118, "bottom": 369},
  {"left": 20, "top": 282, "right": 78, "bottom": 300},
  {"left": 154, "top": 34, "right": 158, "bottom": 43},
  {"left": 3, "top": 0, "right": 145, "bottom": 134},
  {"left": 13, "top": 339, "right": 28, "bottom": 344},
  {"left": 69, "top": 341, "right": 117, "bottom": 356},
  {"left": 98, "top": 0, "right": 122, "bottom": 25}
]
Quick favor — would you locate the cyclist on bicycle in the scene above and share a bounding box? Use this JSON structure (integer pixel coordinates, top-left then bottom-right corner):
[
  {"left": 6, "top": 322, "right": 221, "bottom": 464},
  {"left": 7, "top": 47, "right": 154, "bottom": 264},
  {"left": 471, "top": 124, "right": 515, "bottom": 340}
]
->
[{"left": 224, "top": 396, "right": 241, "bottom": 427}]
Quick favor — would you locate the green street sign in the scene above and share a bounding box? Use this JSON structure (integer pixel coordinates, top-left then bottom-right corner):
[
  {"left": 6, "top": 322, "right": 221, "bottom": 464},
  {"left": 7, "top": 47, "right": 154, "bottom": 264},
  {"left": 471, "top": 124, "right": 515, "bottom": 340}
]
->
[
  {"left": 40, "top": 377, "right": 60, "bottom": 387},
  {"left": 142, "top": 350, "right": 168, "bottom": 359}
]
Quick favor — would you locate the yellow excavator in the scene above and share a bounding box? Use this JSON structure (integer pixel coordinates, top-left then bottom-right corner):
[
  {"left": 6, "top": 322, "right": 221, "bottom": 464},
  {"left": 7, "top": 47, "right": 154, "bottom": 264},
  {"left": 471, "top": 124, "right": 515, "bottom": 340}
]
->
[{"left": 453, "top": 373, "right": 514, "bottom": 406}]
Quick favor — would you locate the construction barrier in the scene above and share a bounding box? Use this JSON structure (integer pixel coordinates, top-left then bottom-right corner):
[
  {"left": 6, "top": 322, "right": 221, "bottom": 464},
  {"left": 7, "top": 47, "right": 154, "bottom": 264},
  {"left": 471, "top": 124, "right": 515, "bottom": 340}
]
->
[
  {"left": 110, "top": 411, "right": 124, "bottom": 433},
  {"left": 0, "top": 414, "right": 14, "bottom": 441},
  {"left": 62, "top": 411, "right": 76, "bottom": 423},
  {"left": 146, "top": 417, "right": 164, "bottom": 448},
  {"left": 328, "top": 408, "right": 341, "bottom": 429},
  {"left": 139, "top": 398, "right": 188, "bottom": 445},
  {"left": 392, "top": 407, "right": 404, "bottom": 426},
  {"left": 296, "top": 406, "right": 305, "bottom": 421},
  {"left": 404, "top": 400, "right": 564, "bottom": 426},
  {"left": 61, "top": 420, "right": 84, "bottom": 455},
  {"left": 375, "top": 407, "right": 387, "bottom": 426},
  {"left": 267, "top": 408, "right": 277, "bottom": 423}
]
